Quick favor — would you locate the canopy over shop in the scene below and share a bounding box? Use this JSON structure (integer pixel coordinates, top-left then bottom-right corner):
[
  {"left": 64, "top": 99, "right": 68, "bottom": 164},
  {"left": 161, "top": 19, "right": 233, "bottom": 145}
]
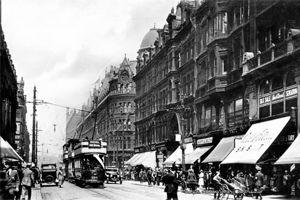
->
[
  {"left": 1, "top": 136, "right": 24, "bottom": 162},
  {"left": 221, "top": 116, "right": 291, "bottom": 165},
  {"left": 125, "top": 151, "right": 156, "bottom": 169},
  {"left": 275, "top": 133, "right": 300, "bottom": 165},
  {"left": 202, "top": 135, "right": 243, "bottom": 164},
  {"left": 163, "top": 142, "right": 193, "bottom": 167},
  {"left": 177, "top": 145, "right": 212, "bottom": 164}
]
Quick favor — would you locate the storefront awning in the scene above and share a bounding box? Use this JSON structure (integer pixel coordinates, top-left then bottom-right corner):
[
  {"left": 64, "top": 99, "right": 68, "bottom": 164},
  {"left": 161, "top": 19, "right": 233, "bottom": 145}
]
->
[
  {"left": 202, "top": 135, "right": 243, "bottom": 163},
  {"left": 125, "top": 153, "right": 139, "bottom": 165},
  {"left": 221, "top": 116, "right": 290, "bottom": 165},
  {"left": 138, "top": 151, "right": 156, "bottom": 169},
  {"left": 178, "top": 145, "right": 213, "bottom": 164},
  {"left": 275, "top": 134, "right": 300, "bottom": 165},
  {"left": 1, "top": 136, "right": 23, "bottom": 161},
  {"left": 163, "top": 143, "right": 193, "bottom": 166},
  {"left": 126, "top": 153, "right": 144, "bottom": 166},
  {"left": 133, "top": 151, "right": 156, "bottom": 169}
]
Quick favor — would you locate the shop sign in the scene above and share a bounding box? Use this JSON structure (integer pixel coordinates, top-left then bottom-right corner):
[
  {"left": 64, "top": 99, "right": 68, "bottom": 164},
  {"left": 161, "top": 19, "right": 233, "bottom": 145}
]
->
[
  {"left": 286, "top": 88, "right": 297, "bottom": 97},
  {"left": 272, "top": 91, "right": 284, "bottom": 101},
  {"left": 134, "top": 149, "right": 140, "bottom": 153},
  {"left": 259, "top": 87, "right": 297, "bottom": 105},
  {"left": 184, "top": 137, "right": 193, "bottom": 143},
  {"left": 197, "top": 137, "right": 213, "bottom": 145},
  {"left": 259, "top": 96, "right": 271, "bottom": 105}
]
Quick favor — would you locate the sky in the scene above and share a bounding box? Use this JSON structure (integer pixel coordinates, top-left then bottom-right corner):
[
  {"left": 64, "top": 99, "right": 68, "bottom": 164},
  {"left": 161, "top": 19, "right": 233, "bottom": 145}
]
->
[{"left": 2, "top": 0, "right": 179, "bottom": 161}]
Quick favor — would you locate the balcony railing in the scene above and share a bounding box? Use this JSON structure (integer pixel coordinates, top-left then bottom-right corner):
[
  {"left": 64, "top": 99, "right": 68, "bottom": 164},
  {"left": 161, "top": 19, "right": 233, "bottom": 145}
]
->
[{"left": 243, "top": 35, "right": 300, "bottom": 75}]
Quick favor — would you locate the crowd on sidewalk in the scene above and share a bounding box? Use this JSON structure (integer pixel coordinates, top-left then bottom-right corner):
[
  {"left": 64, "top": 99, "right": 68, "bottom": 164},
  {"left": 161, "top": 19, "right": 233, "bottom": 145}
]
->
[
  {"left": 0, "top": 160, "right": 63, "bottom": 200},
  {"left": 121, "top": 164, "right": 297, "bottom": 199}
]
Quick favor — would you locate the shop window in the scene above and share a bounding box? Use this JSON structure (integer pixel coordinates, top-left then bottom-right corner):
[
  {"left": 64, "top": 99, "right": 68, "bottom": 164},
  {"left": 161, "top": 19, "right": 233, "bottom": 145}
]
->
[
  {"left": 286, "top": 70, "right": 296, "bottom": 87},
  {"left": 259, "top": 105, "right": 270, "bottom": 118},
  {"left": 272, "top": 102, "right": 284, "bottom": 116},
  {"left": 260, "top": 80, "right": 270, "bottom": 95},
  {"left": 286, "top": 98, "right": 297, "bottom": 112},
  {"left": 272, "top": 76, "right": 283, "bottom": 91}
]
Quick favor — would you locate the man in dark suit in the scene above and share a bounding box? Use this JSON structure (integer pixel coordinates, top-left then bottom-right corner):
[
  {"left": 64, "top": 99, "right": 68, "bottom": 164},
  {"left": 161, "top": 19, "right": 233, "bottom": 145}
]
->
[
  {"left": 162, "top": 169, "right": 180, "bottom": 200},
  {"left": 255, "top": 167, "right": 264, "bottom": 199}
]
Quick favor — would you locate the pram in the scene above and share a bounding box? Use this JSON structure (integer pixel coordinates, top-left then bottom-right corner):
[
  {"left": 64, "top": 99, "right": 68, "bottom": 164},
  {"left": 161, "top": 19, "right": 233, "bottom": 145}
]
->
[{"left": 180, "top": 178, "right": 200, "bottom": 194}]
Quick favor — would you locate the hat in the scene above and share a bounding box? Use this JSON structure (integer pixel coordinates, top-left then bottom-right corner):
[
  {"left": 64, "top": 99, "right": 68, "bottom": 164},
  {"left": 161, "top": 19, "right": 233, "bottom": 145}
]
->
[
  {"left": 256, "top": 166, "right": 262, "bottom": 171},
  {"left": 8, "top": 188, "right": 18, "bottom": 195}
]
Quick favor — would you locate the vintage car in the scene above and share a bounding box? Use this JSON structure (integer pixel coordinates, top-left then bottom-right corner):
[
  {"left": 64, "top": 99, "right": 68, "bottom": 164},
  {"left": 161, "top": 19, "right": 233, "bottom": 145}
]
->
[
  {"left": 105, "top": 167, "right": 122, "bottom": 184},
  {"left": 41, "top": 163, "right": 58, "bottom": 186}
]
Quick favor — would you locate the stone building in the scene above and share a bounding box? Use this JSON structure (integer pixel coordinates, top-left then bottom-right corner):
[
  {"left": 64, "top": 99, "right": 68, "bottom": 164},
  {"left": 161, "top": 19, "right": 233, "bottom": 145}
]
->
[
  {"left": 16, "top": 77, "right": 30, "bottom": 161},
  {"left": 132, "top": 0, "right": 300, "bottom": 174},
  {"left": 75, "top": 56, "right": 136, "bottom": 168},
  {"left": 0, "top": 25, "right": 18, "bottom": 148}
]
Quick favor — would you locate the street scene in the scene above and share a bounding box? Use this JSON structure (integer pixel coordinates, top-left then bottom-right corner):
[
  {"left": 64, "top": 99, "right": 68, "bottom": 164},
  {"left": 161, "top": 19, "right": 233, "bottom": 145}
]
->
[{"left": 1, "top": 0, "right": 300, "bottom": 200}]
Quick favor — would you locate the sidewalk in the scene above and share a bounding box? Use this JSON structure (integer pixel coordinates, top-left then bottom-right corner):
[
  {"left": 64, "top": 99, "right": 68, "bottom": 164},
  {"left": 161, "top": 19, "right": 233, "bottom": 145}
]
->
[
  {"left": 125, "top": 180, "right": 299, "bottom": 200},
  {"left": 31, "top": 184, "right": 42, "bottom": 200}
]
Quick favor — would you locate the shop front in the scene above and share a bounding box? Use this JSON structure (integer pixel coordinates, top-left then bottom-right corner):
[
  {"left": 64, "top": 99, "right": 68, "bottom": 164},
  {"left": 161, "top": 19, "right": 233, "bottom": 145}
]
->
[
  {"left": 221, "top": 115, "right": 296, "bottom": 194},
  {"left": 275, "top": 134, "right": 300, "bottom": 196}
]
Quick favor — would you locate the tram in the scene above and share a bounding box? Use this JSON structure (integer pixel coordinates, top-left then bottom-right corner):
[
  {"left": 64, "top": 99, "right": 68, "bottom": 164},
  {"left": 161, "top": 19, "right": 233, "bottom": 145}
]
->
[{"left": 70, "top": 139, "right": 107, "bottom": 187}]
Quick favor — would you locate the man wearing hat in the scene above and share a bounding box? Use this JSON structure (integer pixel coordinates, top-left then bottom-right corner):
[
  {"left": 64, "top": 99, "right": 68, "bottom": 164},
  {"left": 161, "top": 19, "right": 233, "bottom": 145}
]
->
[
  {"left": 4, "top": 161, "right": 20, "bottom": 200},
  {"left": 21, "top": 163, "right": 34, "bottom": 200},
  {"left": 255, "top": 166, "right": 264, "bottom": 199}
]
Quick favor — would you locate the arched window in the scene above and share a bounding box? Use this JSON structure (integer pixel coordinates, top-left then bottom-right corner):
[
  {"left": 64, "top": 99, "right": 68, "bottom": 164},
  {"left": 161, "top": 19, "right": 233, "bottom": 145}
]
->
[
  {"left": 272, "top": 76, "right": 283, "bottom": 91},
  {"left": 286, "top": 70, "right": 296, "bottom": 87},
  {"left": 260, "top": 80, "right": 270, "bottom": 95}
]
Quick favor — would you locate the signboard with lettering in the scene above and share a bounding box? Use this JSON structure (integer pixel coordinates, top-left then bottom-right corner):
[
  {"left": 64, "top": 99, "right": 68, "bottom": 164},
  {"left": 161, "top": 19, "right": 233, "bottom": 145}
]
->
[
  {"left": 197, "top": 137, "right": 213, "bottom": 145},
  {"left": 184, "top": 137, "right": 193, "bottom": 143},
  {"left": 259, "top": 87, "right": 297, "bottom": 105}
]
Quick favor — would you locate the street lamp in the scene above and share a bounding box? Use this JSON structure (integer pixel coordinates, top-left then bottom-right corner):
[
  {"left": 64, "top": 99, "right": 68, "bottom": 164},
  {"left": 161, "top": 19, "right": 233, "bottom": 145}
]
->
[{"left": 169, "top": 93, "right": 190, "bottom": 172}]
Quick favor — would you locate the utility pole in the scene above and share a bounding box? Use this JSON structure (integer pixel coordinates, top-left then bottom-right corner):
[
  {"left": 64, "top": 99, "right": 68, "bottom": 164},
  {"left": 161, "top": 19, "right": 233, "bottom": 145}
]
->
[
  {"left": 32, "top": 86, "right": 36, "bottom": 164},
  {"left": 36, "top": 121, "right": 38, "bottom": 165}
]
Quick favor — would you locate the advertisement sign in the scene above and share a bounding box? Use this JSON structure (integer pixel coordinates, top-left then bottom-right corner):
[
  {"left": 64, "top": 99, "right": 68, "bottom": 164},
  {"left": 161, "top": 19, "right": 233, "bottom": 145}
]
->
[{"left": 197, "top": 137, "right": 213, "bottom": 145}]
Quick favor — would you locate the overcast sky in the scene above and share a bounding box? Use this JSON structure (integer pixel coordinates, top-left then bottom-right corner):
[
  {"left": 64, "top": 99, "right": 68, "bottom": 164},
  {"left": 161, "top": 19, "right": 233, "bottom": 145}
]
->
[{"left": 2, "top": 0, "right": 178, "bottom": 159}]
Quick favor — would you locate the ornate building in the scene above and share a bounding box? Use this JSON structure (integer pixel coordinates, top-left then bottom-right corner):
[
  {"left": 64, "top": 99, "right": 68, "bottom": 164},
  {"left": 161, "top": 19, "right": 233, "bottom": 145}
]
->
[
  {"left": 0, "top": 24, "right": 18, "bottom": 148},
  {"left": 74, "top": 56, "right": 136, "bottom": 168},
  {"left": 16, "top": 77, "right": 30, "bottom": 161},
  {"left": 132, "top": 0, "right": 300, "bottom": 172}
]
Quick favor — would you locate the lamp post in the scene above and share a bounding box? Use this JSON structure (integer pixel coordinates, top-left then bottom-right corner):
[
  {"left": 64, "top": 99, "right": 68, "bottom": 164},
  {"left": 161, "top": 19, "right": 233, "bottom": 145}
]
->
[{"left": 169, "top": 93, "right": 189, "bottom": 172}]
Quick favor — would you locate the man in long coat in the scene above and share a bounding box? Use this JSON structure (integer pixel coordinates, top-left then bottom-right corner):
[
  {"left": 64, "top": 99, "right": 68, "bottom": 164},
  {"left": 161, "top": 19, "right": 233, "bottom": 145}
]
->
[{"left": 162, "top": 169, "right": 180, "bottom": 200}]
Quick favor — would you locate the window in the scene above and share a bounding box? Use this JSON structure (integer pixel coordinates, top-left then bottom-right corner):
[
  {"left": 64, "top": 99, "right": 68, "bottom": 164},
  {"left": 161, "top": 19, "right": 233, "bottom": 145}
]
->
[
  {"left": 272, "top": 76, "right": 283, "bottom": 91},
  {"left": 260, "top": 80, "right": 270, "bottom": 95},
  {"left": 286, "top": 71, "right": 296, "bottom": 87},
  {"left": 221, "top": 57, "right": 227, "bottom": 74}
]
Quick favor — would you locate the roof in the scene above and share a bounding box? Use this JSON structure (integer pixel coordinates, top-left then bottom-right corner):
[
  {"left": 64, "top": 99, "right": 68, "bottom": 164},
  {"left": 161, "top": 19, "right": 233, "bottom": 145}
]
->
[{"left": 140, "top": 28, "right": 159, "bottom": 49}]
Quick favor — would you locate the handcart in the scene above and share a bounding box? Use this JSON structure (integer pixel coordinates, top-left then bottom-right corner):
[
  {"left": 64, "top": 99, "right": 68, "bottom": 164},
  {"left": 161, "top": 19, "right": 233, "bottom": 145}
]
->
[{"left": 215, "top": 177, "right": 246, "bottom": 200}]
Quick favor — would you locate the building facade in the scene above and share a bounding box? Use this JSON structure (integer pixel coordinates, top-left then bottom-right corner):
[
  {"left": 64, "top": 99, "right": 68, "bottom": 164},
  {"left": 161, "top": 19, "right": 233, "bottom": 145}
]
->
[
  {"left": 0, "top": 26, "right": 18, "bottom": 148},
  {"left": 74, "top": 56, "right": 136, "bottom": 168},
  {"left": 133, "top": 0, "right": 300, "bottom": 170},
  {"left": 16, "top": 77, "right": 30, "bottom": 161}
]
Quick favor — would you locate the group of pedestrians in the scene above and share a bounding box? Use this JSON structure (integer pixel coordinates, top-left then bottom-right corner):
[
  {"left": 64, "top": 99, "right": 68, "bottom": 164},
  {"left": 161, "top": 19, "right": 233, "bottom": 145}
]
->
[
  {"left": 138, "top": 168, "right": 163, "bottom": 186},
  {"left": 3, "top": 161, "right": 38, "bottom": 200}
]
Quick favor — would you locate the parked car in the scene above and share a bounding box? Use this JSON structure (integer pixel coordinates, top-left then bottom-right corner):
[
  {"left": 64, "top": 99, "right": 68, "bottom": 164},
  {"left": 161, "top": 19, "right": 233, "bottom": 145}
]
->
[
  {"left": 41, "top": 163, "right": 58, "bottom": 186},
  {"left": 105, "top": 167, "right": 122, "bottom": 184}
]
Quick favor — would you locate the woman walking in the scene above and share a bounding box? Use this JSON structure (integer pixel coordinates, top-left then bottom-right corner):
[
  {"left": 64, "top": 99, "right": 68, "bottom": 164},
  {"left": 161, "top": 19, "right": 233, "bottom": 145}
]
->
[{"left": 57, "top": 167, "right": 64, "bottom": 188}]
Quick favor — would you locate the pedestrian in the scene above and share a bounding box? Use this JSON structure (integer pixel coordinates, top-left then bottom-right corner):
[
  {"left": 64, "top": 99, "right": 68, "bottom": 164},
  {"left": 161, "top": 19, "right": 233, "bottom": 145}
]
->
[
  {"left": 245, "top": 171, "right": 255, "bottom": 193},
  {"left": 21, "top": 163, "right": 34, "bottom": 200},
  {"left": 212, "top": 171, "right": 221, "bottom": 199},
  {"left": 198, "top": 170, "right": 204, "bottom": 188},
  {"left": 4, "top": 161, "right": 20, "bottom": 200},
  {"left": 186, "top": 168, "right": 198, "bottom": 191},
  {"left": 162, "top": 169, "right": 180, "bottom": 200},
  {"left": 204, "top": 170, "right": 211, "bottom": 190},
  {"left": 15, "top": 162, "right": 24, "bottom": 200},
  {"left": 146, "top": 168, "right": 152, "bottom": 185},
  {"left": 156, "top": 168, "right": 162, "bottom": 186},
  {"left": 30, "top": 163, "right": 38, "bottom": 187},
  {"left": 254, "top": 166, "right": 264, "bottom": 199},
  {"left": 57, "top": 167, "right": 64, "bottom": 188},
  {"left": 283, "top": 170, "right": 291, "bottom": 198}
]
